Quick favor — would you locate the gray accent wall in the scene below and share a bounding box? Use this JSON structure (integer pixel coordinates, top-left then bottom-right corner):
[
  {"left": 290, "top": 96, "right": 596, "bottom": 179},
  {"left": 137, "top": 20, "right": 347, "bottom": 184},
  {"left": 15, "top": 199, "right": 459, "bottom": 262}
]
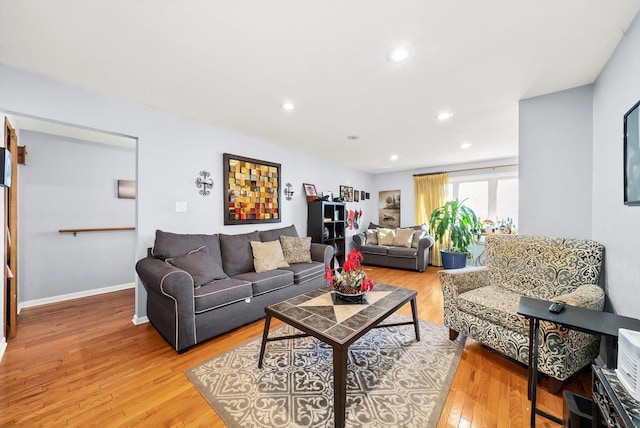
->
[
  {"left": 17, "top": 131, "right": 136, "bottom": 301},
  {"left": 592, "top": 13, "right": 640, "bottom": 319},
  {"left": 518, "top": 84, "right": 594, "bottom": 239}
]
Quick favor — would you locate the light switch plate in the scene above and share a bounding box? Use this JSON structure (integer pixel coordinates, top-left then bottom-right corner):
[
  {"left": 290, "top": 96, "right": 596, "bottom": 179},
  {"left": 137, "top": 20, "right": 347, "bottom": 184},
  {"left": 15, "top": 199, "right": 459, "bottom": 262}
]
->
[{"left": 176, "top": 201, "right": 188, "bottom": 212}]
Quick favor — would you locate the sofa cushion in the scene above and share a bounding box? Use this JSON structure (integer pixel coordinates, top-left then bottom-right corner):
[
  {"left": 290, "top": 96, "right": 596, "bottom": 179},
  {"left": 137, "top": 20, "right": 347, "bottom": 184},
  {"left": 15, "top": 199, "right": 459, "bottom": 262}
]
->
[
  {"left": 360, "top": 245, "right": 388, "bottom": 255},
  {"left": 250, "top": 240, "right": 290, "bottom": 273},
  {"left": 387, "top": 247, "right": 418, "bottom": 258},
  {"left": 166, "top": 246, "right": 228, "bottom": 287},
  {"left": 364, "top": 229, "right": 378, "bottom": 245},
  {"left": 279, "top": 236, "right": 313, "bottom": 264},
  {"left": 219, "top": 231, "right": 261, "bottom": 276},
  {"left": 194, "top": 278, "right": 253, "bottom": 313},
  {"left": 411, "top": 230, "right": 427, "bottom": 248},
  {"left": 377, "top": 228, "right": 396, "bottom": 246},
  {"left": 259, "top": 224, "right": 299, "bottom": 242},
  {"left": 151, "top": 230, "right": 222, "bottom": 261},
  {"left": 282, "top": 261, "right": 325, "bottom": 284},
  {"left": 394, "top": 228, "right": 415, "bottom": 248},
  {"left": 456, "top": 285, "right": 526, "bottom": 333},
  {"left": 233, "top": 270, "right": 294, "bottom": 296}
]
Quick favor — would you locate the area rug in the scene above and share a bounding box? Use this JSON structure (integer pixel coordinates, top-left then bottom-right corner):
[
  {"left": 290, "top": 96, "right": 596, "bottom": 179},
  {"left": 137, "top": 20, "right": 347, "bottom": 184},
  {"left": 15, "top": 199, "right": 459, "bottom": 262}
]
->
[{"left": 185, "top": 314, "right": 465, "bottom": 428}]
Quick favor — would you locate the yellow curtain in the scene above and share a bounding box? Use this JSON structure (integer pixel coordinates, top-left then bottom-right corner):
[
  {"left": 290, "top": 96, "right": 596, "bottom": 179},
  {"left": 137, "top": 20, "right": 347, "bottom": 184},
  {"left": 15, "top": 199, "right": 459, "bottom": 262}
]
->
[{"left": 414, "top": 173, "right": 449, "bottom": 266}]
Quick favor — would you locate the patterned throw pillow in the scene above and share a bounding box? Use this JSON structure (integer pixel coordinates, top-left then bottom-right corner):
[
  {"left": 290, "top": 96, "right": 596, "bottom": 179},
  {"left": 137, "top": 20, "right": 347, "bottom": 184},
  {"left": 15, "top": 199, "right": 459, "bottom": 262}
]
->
[
  {"left": 166, "top": 246, "right": 228, "bottom": 287},
  {"left": 279, "top": 236, "right": 313, "bottom": 264},
  {"left": 377, "top": 228, "right": 396, "bottom": 246},
  {"left": 250, "top": 240, "right": 290, "bottom": 273},
  {"left": 365, "top": 229, "right": 378, "bottom": 245},
  {"left": 393, "top": 228, "right": 415, "bottom": 248},
  {"left": 411, "top": 230, "right": 427, "bottom": 248}
]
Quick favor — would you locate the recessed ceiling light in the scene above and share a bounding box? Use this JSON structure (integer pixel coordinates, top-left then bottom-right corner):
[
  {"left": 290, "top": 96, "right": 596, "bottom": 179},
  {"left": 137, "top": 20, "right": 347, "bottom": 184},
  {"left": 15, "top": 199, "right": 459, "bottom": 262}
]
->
[
  {"left": 460, "top": 142, "right": 472, "bottom": 149},
  {"left": 390, "top": 154, "right": 399, "bottom": 161},
  {"left": 436, "top": 111, "right": 453, "bottom": 121},
  {"left": 281, "top": 102, "right": 296, "bottom": 111},
  {"left": 387, "top": 46, "right": 412, "bottom": 63},
  {"left": 347, "top": 135, "right": 359, "bottom": 140}
]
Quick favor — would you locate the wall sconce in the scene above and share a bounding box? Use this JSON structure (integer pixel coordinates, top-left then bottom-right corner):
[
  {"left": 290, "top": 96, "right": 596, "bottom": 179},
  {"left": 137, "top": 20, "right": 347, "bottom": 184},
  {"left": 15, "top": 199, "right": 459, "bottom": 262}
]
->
[
  {"left": 284, "top": 183, "right": 294, "bottom": 200},
  {"left": 195, "top": 170, "right": 213, "bottom": 196}
]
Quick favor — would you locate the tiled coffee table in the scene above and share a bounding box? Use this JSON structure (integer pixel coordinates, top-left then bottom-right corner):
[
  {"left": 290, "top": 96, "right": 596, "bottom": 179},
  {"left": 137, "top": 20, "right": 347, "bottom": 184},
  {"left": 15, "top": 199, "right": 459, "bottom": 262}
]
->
[{"left": 258, "top": 283, "right": 420, "bottom": 428}]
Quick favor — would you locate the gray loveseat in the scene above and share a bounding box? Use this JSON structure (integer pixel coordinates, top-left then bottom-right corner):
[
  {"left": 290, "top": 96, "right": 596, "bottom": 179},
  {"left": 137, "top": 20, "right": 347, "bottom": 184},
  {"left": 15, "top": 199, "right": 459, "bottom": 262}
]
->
[
  {"left": 352, "top": 223, "right": 434, "bottom": 272},
  {"left": 136, "top": 225, "right": 332, "bottom": 352}
]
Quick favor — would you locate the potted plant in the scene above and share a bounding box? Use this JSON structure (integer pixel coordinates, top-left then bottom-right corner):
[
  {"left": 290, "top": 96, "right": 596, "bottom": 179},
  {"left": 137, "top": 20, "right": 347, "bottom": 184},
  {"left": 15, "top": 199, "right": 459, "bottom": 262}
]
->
[{"left": 429, "top": 199, "right": 481, "bottom": 269}]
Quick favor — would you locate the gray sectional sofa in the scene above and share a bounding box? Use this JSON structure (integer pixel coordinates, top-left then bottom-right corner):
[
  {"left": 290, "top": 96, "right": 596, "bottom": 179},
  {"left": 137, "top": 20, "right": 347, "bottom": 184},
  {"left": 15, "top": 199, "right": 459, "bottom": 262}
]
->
[
  {"left": 136, "top": 225, "right": 332, "bottom": 352},
  {"left": 352, "top": 223, "right": 434, "bottom": 272}
]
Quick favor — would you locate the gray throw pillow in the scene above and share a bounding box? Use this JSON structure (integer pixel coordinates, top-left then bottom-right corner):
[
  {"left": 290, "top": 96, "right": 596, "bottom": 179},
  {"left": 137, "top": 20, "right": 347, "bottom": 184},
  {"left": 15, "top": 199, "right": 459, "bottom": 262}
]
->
[
  {"left": 166, "top": 246, "right": 228, "bottom": 287},
  {"left": 152, "top": 230, "right": 221, "bottom": 260},
  {"left": 219, "top": 231, "right": 261, "bottom": 276},
  {"left": 258, "top": 224, "right": 299, "bottom": 242},
  {"left": 279, "top": 236, "right": 312, "bottom": 264}
]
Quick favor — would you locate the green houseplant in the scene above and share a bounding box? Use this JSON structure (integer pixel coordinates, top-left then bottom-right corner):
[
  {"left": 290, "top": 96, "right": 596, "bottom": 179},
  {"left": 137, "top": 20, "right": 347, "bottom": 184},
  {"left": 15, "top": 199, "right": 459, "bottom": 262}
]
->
[{"left": 429, "top": 199, "right": 481, "bottom": 269}]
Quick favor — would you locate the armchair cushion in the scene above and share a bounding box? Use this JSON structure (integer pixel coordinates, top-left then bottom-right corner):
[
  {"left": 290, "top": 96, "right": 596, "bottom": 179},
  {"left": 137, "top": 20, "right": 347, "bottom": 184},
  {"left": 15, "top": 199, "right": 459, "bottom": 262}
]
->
[{"left": 166, "top": 246, "right": 228, "bottom": 287}]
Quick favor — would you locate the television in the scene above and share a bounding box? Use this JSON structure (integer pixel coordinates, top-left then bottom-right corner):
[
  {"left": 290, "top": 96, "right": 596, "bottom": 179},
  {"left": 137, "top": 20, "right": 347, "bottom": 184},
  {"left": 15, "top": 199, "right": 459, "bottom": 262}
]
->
[
  {"left": 0, "top": 148, "right": 11, "bottom": 188},
  {"left": 624, "top": 100, "right": 640, "bottom": 205}
]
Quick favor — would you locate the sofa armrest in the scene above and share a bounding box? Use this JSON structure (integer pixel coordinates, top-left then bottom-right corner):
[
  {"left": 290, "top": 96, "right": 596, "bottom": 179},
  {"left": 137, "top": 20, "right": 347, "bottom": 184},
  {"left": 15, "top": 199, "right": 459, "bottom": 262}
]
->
[
  {"left": 352, "top": 233, "right": 365, "bottom": 251},
  {"left": 552, "top": 284, "right": 605, "bottom": 311},
  {"left": 439, "top": 266, "right": 491, "bottom": 300},
  {"left": 310, "top": 242, "right": 333, "bottom": 267},
  {"left": 135, "top": 257, "right": 197, "bottom": 351}
]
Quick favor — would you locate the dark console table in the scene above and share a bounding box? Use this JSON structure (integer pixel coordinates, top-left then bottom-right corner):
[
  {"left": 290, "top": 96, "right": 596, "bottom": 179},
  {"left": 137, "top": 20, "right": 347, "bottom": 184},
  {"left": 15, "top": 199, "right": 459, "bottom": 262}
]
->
[
  {"left": 593, "top": 365, "right": 640, "bottom": 427},
  {"left": 517, "top": 296, "right": 640, "bottom": 428}
]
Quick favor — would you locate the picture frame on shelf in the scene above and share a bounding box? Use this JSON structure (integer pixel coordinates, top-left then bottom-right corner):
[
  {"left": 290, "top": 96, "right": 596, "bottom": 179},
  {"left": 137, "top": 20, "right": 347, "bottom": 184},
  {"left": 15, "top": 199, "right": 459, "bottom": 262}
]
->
[
  {"left": 624, "top": 99, "right": 640, "bottom": 206},
  {"left": 303, "top": 183, "right": 319, "bottom": 202},
  {"left": 223, "top": 153, "right": 281, "bottom": 225}
]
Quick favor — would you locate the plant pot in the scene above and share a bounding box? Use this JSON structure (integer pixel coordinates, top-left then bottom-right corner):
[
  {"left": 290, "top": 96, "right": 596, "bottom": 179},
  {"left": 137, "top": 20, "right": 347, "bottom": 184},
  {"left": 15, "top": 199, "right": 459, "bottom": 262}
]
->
[{"left": 440, "top": 250, "right": 467, "bottom": 269}]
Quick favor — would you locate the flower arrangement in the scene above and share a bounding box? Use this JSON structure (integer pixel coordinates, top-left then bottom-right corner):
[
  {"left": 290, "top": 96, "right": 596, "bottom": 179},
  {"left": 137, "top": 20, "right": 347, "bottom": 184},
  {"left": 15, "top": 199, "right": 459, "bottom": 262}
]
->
[{"left": 325, "top": 249, "right": 375, "bottom": 294}]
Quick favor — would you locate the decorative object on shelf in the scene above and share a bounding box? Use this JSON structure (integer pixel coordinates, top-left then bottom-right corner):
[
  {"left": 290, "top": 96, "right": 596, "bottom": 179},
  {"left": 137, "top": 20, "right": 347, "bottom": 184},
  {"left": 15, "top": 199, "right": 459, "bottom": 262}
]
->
[
  {"left": 195, "top": 171, "right": 213, "bottom": 196},
  {"left": 323, "top": 226, "right": 330, "bottom": 240},
  {"left": 223, "top": 153, "right": 280, "bottom": 225},
  {"left": 624, "top": 99, "right": 640, "bottom": 206},
  {"left": 325, "top": 249, "right": 375, "bottom": 300},
  {"left": 284, "top": 182, "right": 294, "bottom": 200},
  {"left": 379, "top": 189, "right": 400, "bottom": 228},
  {"left": 303, "top": 183, "right": 318, "bottom": 202},
  {"left": 323, "top": 191, "right": 333, "bottom": 201}
]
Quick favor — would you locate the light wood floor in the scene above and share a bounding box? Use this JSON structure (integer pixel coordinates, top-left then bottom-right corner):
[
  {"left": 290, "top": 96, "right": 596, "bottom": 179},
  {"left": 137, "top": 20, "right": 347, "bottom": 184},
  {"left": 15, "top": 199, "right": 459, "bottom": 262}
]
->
[{"left": 0, "top": 266, "right": 590, "bottom": 427}]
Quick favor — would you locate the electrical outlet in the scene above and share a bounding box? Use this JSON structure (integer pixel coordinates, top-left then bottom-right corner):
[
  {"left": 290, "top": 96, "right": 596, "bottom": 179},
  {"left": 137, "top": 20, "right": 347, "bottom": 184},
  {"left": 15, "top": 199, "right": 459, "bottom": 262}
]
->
[{"left": 176, "top": 201, "right": 187, "bottom": 212}]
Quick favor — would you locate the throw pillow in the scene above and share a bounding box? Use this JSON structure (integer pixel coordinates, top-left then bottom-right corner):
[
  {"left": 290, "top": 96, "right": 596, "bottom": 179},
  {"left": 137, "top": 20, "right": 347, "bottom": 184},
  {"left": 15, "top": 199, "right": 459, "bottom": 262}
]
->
[
  {"left": 258, "top": 224, "right": 299, "bottom": 242},
  {"left": 279, "top": 236, "right": 312, "bottom": 264},
  {"left": 377, "top": 228, "right": 396, "bottom": 246},
  {"left": 166, "top": 246, "right": 228, "bottom": 287},
  {"left": 411, "top": 229, "right": 427, "bottom": 248},
  {"left": 393, "top": 228, "right": 415, "bottom": 248},
  {"left": 250, "top": 240, "right": 290, "bottom": 273},
  {"left": 219, "top": 231, "right": 261, "bottom": 276},
  {"left": 364, "top": 229, "right": 378, "bottom": 245}
]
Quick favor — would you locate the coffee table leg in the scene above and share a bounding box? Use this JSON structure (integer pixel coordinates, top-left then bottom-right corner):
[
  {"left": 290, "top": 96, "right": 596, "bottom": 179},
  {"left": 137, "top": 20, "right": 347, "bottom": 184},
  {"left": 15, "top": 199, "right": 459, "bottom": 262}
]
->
[
  {"left": 258, "top": 314, "right": 272, "bottom": 369},
  {"left": 333, "top": 346, "right": 348, "bottom": 428},
  {"left": 411, "top": 297, "right": 421, "bottom": 341}
]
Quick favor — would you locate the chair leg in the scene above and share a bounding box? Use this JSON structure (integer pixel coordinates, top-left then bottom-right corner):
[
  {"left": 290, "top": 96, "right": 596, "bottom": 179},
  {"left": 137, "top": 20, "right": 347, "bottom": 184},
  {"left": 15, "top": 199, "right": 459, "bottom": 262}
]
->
[{"left": 449, "top": 328, "right": 459, "bottom": 341}]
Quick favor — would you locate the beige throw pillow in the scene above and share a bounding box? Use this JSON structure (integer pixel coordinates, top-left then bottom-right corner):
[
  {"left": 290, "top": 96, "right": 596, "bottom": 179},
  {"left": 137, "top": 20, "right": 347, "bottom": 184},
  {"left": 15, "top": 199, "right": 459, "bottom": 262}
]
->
[
  {"left": 394, "top": 228, "right": 415, "bottom": 248},
  {"left": 411, "top": 230, "right": 427, "bottom": 248},
  {"left": 377, "top": 228, "right": 396, "bottom": 246},
  {"left": 365, "top": 229, "right": 378, "bottom": 245},
  {"left": 279, "top": 236, "right": 313, "bottom": 264},
  {"left": 250, "top": 240, "right": 290, "bottom": 273}
]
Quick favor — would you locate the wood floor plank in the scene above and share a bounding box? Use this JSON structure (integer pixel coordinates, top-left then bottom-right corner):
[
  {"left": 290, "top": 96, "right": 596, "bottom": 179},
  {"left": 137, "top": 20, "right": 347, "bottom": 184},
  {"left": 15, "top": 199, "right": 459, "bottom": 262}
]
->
[{"left": 0, "top": 266, "right": 590, "bottom": 426}]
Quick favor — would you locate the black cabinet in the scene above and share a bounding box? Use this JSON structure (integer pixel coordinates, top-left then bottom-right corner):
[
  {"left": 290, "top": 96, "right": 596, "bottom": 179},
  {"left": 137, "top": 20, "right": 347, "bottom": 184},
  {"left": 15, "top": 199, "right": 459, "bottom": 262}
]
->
[{"left": 307, "top": 201, "right": 346, "bottom": 266}]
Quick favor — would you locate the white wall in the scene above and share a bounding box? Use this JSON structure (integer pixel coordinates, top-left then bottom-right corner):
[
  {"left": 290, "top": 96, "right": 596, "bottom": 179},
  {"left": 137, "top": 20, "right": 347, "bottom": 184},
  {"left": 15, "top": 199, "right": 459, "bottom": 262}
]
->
[
  {"left": 17, "top": 131, "right": 136, "bottom": 302},
  {"left": 518, "top": 84, "right": 594, "bottom": 238},
  {"left": 592, "top": 13, "right": 640, "bottom": 318},
  {"left": 0, "top": 63, "right": 373, "bottom": 325}
]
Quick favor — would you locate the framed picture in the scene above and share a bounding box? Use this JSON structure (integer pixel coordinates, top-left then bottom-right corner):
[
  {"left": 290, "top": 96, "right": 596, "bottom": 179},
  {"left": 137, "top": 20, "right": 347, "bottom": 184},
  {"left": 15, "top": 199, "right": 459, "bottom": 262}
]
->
[
  {"left": 365, "top": 192, "right": 370, "bottom": 200},
  {"left": 303, "top": 183, "right": 318, "bottom": 202},
  {"left": 379, "top": 190, "right": 400, "bottom": 228},
  {"left": 223, "top": 153, "right": 281, "bottom": 225},
  {"left": 354, "top": 190, "right": 360, "bottom": 202},
  {"left": 117, "top": 179, "right": 135, "bottom": 199},
  {"left": 624, "top": 100, "right": 640, "bottom": 205},
  {"left": 339, "top": 185, "right": 353, "bottom": 202}
]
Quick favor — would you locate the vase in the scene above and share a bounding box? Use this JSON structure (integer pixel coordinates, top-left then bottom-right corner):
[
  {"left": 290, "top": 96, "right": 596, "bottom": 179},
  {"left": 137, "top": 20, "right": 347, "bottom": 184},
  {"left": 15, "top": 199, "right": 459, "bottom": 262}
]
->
[{"left": 333, "top": 289, "right": 367, "bottom": 304}]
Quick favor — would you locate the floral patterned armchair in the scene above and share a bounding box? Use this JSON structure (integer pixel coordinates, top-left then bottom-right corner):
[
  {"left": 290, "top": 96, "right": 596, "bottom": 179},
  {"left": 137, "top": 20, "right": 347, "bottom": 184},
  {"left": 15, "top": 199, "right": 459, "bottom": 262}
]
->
[{"left": 439, "top": 235, "right": 605, "bottom": 382}]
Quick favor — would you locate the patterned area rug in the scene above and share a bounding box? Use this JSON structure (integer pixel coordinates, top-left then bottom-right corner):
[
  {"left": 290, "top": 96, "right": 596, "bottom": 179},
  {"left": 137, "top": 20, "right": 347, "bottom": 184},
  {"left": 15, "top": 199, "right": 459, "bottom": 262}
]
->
[{"left": 185, "top": 314, "right": 465, "bottom": 428}]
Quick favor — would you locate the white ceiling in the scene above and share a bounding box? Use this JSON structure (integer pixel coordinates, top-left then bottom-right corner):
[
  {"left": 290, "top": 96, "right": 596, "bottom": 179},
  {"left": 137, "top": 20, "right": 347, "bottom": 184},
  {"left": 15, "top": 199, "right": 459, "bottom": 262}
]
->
[{"left": 1, "top": 1, "right": 639, "bottom": 173}]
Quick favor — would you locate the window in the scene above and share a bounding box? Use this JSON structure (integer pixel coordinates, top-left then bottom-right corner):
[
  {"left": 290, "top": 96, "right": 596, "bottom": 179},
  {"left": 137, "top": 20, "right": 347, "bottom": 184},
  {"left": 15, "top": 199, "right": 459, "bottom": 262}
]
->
[{"left": 448, "top": 173, "right": 518, "bottom": 226}]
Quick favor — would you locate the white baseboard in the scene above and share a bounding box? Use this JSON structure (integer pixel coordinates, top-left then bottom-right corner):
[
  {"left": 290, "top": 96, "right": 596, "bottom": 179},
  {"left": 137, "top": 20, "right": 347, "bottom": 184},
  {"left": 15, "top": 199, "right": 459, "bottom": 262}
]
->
[
  {"left": 132, "top": 314, "right": 149, "bottom": 325},
  {"left": 18, "top": 282, "right": 136, "bottom": 312},
  {"left": 0, "top": 337, "right": 7, "bottom": 363}
]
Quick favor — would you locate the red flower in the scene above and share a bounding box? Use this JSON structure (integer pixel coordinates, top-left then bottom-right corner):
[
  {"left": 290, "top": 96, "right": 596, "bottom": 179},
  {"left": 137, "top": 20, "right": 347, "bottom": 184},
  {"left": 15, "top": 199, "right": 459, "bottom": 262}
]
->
[
  {"left": 324, "top": 266, "right": 333, "bottom": 281},
  {"left": 360, "top": 277, "right": 374, "bottom": 292}
]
